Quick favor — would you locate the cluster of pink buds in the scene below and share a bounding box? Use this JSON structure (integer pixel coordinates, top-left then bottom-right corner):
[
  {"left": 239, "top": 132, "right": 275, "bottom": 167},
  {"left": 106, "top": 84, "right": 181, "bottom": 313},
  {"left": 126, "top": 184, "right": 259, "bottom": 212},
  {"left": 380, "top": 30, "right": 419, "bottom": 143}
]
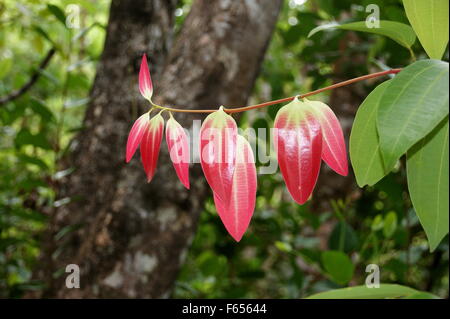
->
[{"left": 126, "top": 55, "right": 348, "bottom": 241}]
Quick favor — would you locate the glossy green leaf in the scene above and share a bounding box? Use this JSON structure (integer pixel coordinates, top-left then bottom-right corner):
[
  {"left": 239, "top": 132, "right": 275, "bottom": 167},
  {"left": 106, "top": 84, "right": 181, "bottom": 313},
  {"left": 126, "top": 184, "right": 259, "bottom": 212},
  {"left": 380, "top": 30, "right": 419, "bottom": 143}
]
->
[
  {"left": 308, "top": 21, "right": 416, "bottom": 49},
  {"left": 407, "top": 118, "right": 449, "bottom": 251},
  {"left": 321, "top": 251, "right": 354, "bottom": 285},
  {"left": 377, "top": 60, "right": 449, "bottom": 171},
  {"left": 306, "top": 284, "right": 431, "bottom": 299},
  {"left": 350, "top": 81, "right": 391, "bottom": 187},
  {"left": 403, "top": 0, "right": 449, "bottom": 59}
]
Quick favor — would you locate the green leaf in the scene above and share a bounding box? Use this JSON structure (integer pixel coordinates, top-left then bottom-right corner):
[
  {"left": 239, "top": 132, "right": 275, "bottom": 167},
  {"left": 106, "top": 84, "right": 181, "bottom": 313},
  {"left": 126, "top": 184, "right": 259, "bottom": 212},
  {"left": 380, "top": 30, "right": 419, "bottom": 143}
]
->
[
  {"left": 321, "top": 251, "right": 354, "bottom": 285},
  {"left": 383, "top": 211, "right": 398, "bottom": 238},
  {"left": 306, "top": 284, "right": 427, "bottom": 299},
  {"left": 15, "top": 129, "right": 53, "bottom": 150},
  {"left": 274, "top": 241, "right": 293, "bottom": 253},
  {"left": 308, "top": 21, "right": 416, "bottom": 49},
  {"left": 350, "top": 81, "right": 391, "bottom": 187},
  {"left": 30, "top": 98, "right": 56, "bottom": 122},
  {"left": 371, "top": 214, "right": 384, "bottom": 231},
  {"left": 11, "top": 207, "right": 48, "bottom": 222},
  {"left": 47, "top": 4, "right": 67, "bottom": 27},
  {"left": 404, "top": 292, "right": 441, "bottom": 299},
  {"left": 328, "top": 222, "right": 358, "bottom": 253},
  {"left": 32, "top": 25, "right": 55, "bottom": 46},
  {"left": 377, "top": 60, "right": 449, "bottom": 171},
  {"left": 407, "top": 117, "right": 449, "bottom": 251},
  {"left": 403, "top": 0, "right": 449, "bottom": 60},
  {"left": 17, "top": 178, "right": 48, "bottom": 191},
  {"left": 18, "top": 154, "right": 49, "bottom": 170}
]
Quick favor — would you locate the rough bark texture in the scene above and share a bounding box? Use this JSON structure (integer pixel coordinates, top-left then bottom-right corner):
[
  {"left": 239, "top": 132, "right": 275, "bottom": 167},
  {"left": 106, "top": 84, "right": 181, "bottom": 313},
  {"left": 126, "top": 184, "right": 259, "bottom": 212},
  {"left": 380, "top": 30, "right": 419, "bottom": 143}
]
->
[{"left": 32, "top": 0, "right": 282, "bottom": 298}]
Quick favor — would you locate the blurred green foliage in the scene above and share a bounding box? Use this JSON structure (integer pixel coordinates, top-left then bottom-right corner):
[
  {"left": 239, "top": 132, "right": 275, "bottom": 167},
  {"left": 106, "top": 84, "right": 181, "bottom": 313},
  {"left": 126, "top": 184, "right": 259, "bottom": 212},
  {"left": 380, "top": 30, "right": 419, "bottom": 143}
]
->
[
  {"left": 0, "top": 0, "right": 448, "bottom": 298},
  {"left": 0, "top": 0, "right": 108, "bottom": 297}
]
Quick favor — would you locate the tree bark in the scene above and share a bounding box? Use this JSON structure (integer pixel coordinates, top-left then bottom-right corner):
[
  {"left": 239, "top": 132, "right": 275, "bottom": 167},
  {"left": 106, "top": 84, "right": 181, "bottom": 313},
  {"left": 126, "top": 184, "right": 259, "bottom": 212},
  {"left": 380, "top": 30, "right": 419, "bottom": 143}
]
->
[{"left": 32, "top": 0, "right": 282, "bottom": 298}]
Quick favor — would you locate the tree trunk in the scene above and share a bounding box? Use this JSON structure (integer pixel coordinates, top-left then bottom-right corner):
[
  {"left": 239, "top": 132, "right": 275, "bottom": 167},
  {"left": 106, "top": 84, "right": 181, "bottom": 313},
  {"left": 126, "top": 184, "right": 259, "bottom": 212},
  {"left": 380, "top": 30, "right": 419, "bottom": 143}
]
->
[{"left": 32, "top": 0, "right": 282, "bottom": 298}]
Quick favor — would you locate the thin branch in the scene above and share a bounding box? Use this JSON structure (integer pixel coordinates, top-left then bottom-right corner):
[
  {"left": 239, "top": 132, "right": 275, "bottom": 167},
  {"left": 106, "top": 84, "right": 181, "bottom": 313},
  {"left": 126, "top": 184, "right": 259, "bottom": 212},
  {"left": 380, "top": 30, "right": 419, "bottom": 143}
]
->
[
  {"left": 0, "top": 48, "right": 56, "bottom": 106},
  {"left": 151, "top": 68, "right": 402, "bottom": 114}
]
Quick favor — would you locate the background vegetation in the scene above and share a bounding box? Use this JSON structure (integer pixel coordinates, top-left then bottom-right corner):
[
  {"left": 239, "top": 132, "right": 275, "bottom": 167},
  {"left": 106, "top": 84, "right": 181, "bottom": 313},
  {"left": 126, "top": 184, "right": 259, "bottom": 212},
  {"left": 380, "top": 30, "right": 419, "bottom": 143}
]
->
[{"left": 0, "top": 0, "right": 448, "bottom": 298}]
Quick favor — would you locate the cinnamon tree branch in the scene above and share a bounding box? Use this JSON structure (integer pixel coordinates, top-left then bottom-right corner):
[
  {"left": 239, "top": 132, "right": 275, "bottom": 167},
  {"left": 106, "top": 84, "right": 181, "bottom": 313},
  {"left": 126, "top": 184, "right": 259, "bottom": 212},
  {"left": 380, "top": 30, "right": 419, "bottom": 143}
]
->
[
  {"left": 151, "top": 68, "right": 402, "bottom": 114},
  {"left": 0, "top": 48, "right": 56, "bottom": 106}
]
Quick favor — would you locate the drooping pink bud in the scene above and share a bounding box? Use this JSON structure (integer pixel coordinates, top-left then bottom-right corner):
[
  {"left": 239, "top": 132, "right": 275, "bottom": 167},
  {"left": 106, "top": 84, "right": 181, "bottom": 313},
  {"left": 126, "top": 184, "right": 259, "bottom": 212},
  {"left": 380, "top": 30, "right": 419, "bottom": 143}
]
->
[
  {"left": 125, "top": 112, "right": 150, "bottom": 163},
  {"left": 140, "top": 113, "right": 164, "bottom": 182},
  {"left": 213, "top": 135, "right": 257, "bottom": 242},
  {"left": 166, "top": 115, "right": 190, "bottom": 189},
  {"left": 273, "top": 97, "right": 323, "bottom": 204},
  {"left": 139, "top": 54, "right": 153, "bottom": 102},
  {"left": 306, "top": 99, "right": 348, "bottom": 176},
  {"left": 200, "top": 107, "right": 237, "bottom": 207}
]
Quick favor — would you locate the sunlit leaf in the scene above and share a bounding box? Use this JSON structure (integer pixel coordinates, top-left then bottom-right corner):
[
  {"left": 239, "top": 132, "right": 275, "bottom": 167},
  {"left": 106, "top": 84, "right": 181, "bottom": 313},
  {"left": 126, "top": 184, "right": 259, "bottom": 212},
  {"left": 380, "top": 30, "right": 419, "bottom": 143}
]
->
[{"left": 403, "top": 0, "right": 449, "bottom": 59}]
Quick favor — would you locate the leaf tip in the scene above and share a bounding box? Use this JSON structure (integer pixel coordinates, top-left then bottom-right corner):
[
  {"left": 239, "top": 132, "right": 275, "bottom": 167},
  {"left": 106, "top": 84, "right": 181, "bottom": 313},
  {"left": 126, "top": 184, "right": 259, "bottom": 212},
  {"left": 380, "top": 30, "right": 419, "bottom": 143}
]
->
[
  {"left": 231, "top": 234, "right": 243, "bottom": 242},
  {"left": 139, "top": 53, "right": 153, "bottom": 101}
]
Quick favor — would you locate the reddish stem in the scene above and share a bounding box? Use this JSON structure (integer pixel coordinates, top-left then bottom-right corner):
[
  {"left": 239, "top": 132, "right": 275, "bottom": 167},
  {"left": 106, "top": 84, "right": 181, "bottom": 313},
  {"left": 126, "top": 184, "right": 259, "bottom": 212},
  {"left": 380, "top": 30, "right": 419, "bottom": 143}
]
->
[{"left": 154, "top": 68, "right": 402, "bottom": 114}]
